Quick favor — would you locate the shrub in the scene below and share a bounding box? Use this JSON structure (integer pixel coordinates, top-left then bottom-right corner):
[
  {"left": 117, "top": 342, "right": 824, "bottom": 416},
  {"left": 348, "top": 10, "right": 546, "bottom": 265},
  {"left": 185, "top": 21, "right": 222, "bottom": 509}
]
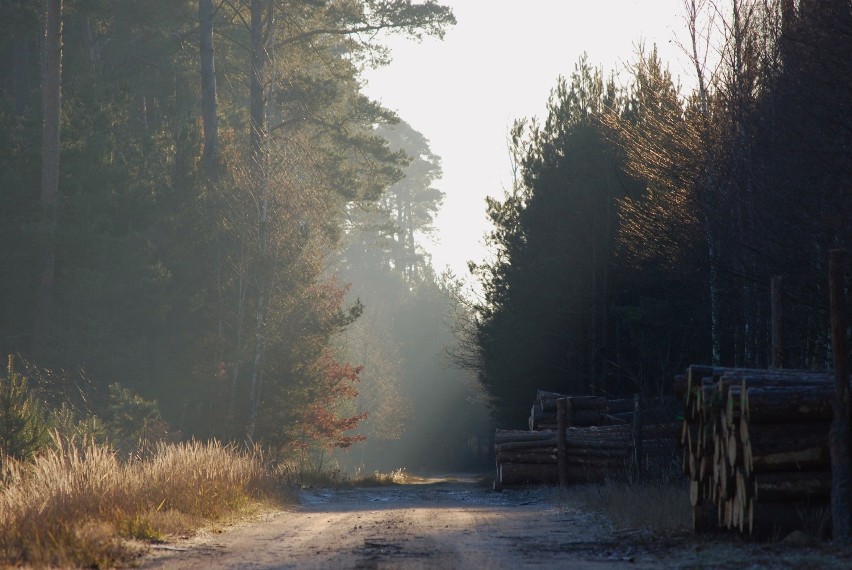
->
[
  {"left": 105, "top": 383, "right": 172, "bottom": 453},
  {"left": 0, "top": 356, "right": 49, "bottom": 465}
]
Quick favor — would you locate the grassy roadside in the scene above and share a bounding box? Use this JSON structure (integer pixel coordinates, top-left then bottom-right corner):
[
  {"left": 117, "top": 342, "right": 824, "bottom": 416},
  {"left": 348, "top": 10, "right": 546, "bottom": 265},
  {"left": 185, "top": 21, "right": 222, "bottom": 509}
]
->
[{"left": 0, "top": 437, "right": 290, "bottom": 568}]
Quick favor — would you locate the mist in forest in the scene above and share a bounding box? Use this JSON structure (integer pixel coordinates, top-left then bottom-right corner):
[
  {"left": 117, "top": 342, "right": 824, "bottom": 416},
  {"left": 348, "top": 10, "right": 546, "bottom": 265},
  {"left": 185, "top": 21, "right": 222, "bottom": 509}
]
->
[
  {"left": 7, "top": 0, "right": 848, "bottom": 482},
  {"left": 332, "top": 120, "right": 494, "bottom": 474},
  {"left": 334, "top": 277, "right": 494, "bottom": 474},
  {"left": 0, "top": 1, "right": 475, "bottom": 468}
]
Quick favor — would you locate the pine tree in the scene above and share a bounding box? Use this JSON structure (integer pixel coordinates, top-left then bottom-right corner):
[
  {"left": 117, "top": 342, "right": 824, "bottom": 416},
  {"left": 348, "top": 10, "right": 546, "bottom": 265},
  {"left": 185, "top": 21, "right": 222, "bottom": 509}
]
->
[{"left": 0, "top": 356, "right": 49, "bottom": 464}]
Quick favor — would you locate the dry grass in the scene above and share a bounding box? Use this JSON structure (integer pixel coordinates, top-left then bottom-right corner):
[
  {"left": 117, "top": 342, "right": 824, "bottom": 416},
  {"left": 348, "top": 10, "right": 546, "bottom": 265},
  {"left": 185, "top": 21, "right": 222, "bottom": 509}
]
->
[
  {"left": 0, "top": 436, "right": 283, "bottom": 568},
  {"left": 351, "top": 468, "right": 427, "bottom": 486},
  {"left": 273, "top": 462, "right": 352, "bottom": 488},
  {"left": 275, "top": 463, "right": 429, "bottom": 489}
]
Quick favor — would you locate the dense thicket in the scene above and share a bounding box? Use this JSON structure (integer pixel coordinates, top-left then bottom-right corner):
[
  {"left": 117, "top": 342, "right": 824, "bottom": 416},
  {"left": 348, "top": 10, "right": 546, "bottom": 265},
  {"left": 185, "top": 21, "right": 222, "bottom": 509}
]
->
[
  {"left": 0, "top": 0, "right": 459, "bottom": 455},
  {"left": 467, "top": 0, "right": 851, "bottom": 427}
]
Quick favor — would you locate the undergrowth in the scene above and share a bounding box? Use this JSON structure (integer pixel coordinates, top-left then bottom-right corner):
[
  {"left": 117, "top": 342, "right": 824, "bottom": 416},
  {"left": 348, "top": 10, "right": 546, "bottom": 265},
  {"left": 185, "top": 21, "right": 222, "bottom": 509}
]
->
[
  {"left": 352, "top": 467, "right": 423, "bottom": 486},
  {"left": 275, "top": 463, "right": 422, "bottom": 488},
  {"left": 0, "top": 435, "right": 286, "bottom": 568}
]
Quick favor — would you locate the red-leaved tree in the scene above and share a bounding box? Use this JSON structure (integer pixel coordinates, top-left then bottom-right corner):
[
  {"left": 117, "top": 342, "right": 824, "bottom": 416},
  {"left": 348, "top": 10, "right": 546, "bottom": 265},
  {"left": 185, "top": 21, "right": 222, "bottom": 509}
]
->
[{"left": 296, "top": 349, "right": 367, "bottom": 451}]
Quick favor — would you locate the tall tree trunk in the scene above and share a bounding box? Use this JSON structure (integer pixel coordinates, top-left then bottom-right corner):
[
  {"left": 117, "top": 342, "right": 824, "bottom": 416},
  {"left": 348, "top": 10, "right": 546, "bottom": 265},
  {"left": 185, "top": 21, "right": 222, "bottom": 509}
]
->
[
  {"left": 246, "top": 0, "right": 272, "bottom": 441},
  {"left": 685, "top": 0, "right": 721, "bottom": 365},
  {"left": 228, "top": 246, "right": 248, "bottom": 432},
  {"left": 200, "top": 0, "right": 225, "bottom": 402},
  {"left": 34, "top": 0, "right": 63, "bottom": 358},
  {"left": 247, "top": 291, "right": 266, "bottom": 441},
  {"left": 249, "top": 0, "right": 268, "bottom": 178},
  {"left": 199, "top": 0, "right": 219, "bottom": 181},
  {"left": 729, "top": 0, "right": 759, "bottom": 368}
]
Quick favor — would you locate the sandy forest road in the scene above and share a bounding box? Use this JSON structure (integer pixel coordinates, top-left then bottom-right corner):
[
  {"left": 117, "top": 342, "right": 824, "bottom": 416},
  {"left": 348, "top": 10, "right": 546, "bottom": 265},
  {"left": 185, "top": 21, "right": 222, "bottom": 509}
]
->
[
  {"left": 139, "top": 476, "right": 646, "bottom": 570},
  {"left": 136, "top": 476, "right": 849, "bottom": 570}
]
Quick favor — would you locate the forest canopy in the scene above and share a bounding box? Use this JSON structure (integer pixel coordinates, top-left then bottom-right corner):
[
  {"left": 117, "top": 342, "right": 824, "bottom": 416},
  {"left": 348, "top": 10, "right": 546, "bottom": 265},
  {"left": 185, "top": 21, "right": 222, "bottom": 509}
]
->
[
  {"left": 0, "top": 0, "right": 497, "bottom": 468},
  {"left": 461, "top": 0, "right": 852, "bottom": 427},
  {"left": 1, "top": 0, "right": 849, "bottom": 463}
]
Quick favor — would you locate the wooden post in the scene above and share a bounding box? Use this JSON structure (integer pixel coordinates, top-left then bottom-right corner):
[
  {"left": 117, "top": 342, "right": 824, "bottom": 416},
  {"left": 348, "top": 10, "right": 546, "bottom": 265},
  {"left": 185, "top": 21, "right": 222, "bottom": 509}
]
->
[
  {"left": 771, "top": 276, "right": 784, "bottom": 369},
  {"left": 565, "top": 396, "right": 573, "bottom": 427},
  {"left": 557, "top": 398, "right": 568, "bottom": 488},
  {"left": 829, "top": 249, "right": 850, "bottom": 541},
  {"left": 631, "top": 393, "right": 643, "bottom": 481}
]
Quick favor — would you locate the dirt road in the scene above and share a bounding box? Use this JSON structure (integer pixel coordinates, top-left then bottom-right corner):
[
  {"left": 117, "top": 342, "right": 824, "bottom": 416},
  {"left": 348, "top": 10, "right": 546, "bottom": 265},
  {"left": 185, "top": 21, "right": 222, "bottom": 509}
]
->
[{"left": 138, "top": 476, "right": 851, "bottom": 569}]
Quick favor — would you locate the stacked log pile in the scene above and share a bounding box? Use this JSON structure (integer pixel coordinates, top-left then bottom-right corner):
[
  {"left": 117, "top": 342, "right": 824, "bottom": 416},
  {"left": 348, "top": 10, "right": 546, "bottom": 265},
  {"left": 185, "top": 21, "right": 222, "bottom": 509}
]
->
[
  {"left": 529, "top": 390, "right": 676, "bottom": 430},
  {"left": 494, "top": 392, "right": 678, "bottom": 490},
  {"left": 681, "top": 365, "right": 841, "bottom": 536},
  {"left": 530, "top": 392, "right": 616, "bottom": 430}
]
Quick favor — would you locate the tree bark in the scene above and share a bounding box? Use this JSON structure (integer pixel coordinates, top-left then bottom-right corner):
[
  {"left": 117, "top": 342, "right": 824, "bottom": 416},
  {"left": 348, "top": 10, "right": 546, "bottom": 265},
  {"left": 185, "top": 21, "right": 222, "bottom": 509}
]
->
[
  {"left": 754, "top": 470, "right": 832, "bottom": 501},
  {"left": 536, "top": 392, "right": 607, "bottom": 411},
  {"left": 496, "top": 451, "right": 558, "bottom": 465},
  {"left": 494, "top": 429, "right": 556, "bottom": 444},
  {"left": 531, "top": 408, "right": 607, "bottom": 429},
  {"left": 743, "top": 421, "right": 830, "bottom": 476},
  {"left": 742, "top": 385, "right": 833, "bottom": 424}
]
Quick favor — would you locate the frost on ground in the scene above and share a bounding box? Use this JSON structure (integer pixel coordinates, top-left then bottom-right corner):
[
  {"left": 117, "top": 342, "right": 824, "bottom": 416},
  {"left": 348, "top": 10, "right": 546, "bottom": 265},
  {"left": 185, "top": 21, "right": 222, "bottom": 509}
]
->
[{"left": 137, "top": 475, "right": 852, "bottom": 570}]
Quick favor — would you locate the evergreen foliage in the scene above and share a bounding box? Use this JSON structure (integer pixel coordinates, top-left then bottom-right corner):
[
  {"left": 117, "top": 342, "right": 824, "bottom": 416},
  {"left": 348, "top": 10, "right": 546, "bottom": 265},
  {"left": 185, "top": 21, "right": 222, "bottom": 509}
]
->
[
  {"left": 466, "top": 1, "right": 851, "bottom": 426},
  {"left": 469, "top": 59, "right": 648, "bottom": 426},
  {"left": 0, "top": 0, "right": 456, "bottom": 455},
  {"left": 105, "top": 383, "right": 170, "bottom": 452},
  {"left": 0, "top": 356, "right": 49, "bottom": 463}
]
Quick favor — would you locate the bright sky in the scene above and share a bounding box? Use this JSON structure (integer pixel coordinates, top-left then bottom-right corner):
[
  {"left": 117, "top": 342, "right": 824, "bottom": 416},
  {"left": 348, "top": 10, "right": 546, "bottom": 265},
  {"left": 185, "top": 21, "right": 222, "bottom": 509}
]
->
[{"left": 362, "top": 1, "right": 695, "bottom": 287}]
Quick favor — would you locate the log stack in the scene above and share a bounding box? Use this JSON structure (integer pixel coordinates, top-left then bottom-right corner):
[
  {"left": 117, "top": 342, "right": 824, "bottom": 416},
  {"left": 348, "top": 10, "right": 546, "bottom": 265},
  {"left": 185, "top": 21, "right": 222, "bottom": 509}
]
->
[
  {"left": 529, "top": 392, "right": 608, "bottom": 430},
  {"left": 529, "top": 390, "right": 676, "bottom": 430},
  {"left": 494, "top": 421, "right": 678, "bottom": 490},
  {"left": 681, "top": 365, "right": 842, "bottom": 537}
]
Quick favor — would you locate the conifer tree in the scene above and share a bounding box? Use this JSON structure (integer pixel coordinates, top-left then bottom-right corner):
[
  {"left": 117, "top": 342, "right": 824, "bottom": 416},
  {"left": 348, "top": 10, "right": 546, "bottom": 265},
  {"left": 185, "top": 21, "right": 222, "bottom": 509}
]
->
[{"left": 0, "top": 356, "right": 49, "bottom": 464}]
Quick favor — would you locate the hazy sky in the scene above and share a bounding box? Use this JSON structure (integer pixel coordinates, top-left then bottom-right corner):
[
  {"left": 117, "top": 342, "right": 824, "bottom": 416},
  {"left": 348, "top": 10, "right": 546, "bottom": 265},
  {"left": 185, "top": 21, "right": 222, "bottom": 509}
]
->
[{"left": 362, "top": 1, "right": 695, "bottom": 285}]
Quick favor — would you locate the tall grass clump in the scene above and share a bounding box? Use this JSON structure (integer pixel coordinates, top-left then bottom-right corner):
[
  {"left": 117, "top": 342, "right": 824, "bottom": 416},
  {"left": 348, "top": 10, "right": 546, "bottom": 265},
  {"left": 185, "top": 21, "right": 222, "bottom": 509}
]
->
[
  {"left": 0, "top": 435, "right": 278, "bottom": 568},
  {"left": 139, "top": 439, "right": 272, "bottom": 517}
]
